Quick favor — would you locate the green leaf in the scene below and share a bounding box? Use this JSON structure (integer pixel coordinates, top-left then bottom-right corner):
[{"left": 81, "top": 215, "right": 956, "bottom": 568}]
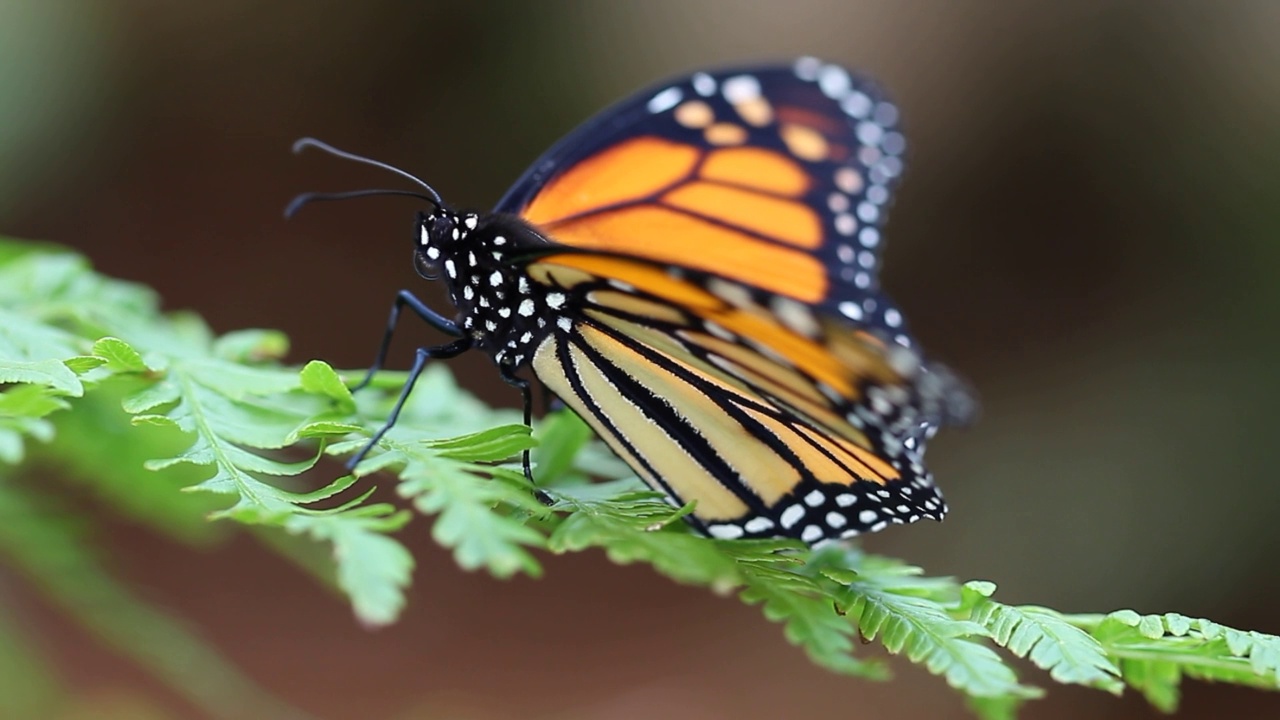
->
[
  {"left": 299, "top": 359, "right": 354, "bottom": 408},
  {"left": 91, "top": 336, "right": 150, "bottom": 373},
  {"left": 212, "top": 329, "right": 290, "bottom": 363},
  {"left": 6, "top": 236, "right": 1280, "bottom": 719},
  {"left": 966, "top": 693, "right": 1026, "bottom": 720},
  {"left": 549, "top": 484, "right": 738, "bottom": 587},
  {"left": 0, "top": 358, "right": 82, "bottom": 396},
  {"left": 531, "top": 409, "right": 595, "bottom": 485},
  {"left": 399, "top": 455, "right": 547, "bottom": 578},
  {"left": 0, "top": 384, "right": 67, "bottom": 463},
  {"left": 0, "top": 383, "right": 69, "bottom": 418},
  {"left": 423, "top": 424, "right": 535, "bottom": 462},
  {"left": 962, "top": 581, "right": 1122, "bottom": 693},
  {"left": 1078, "top": 610, "right": 1280, "bottom": 712},
  {"left": 730, "top": 544, "right": 886, "bottom": 678},
  {"left": 282, "top": 510, "right": 414, "bottom": 628},
  {"left": 841, "top": 562, "right": 1037, "bottom": 699}
]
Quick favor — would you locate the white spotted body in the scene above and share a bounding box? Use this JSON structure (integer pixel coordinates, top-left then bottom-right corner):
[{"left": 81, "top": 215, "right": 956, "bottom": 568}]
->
[{"left": 416, "top": 209, "right": 565, "bottom": 368}]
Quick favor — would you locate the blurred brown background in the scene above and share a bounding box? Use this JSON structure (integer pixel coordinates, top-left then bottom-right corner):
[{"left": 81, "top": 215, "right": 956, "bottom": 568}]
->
[{"left": 3, "top": 1, "right": 1279, "bottom": 718}]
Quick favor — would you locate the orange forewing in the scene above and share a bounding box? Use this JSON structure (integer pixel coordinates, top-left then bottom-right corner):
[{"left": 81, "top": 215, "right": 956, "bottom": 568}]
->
[{"left": 521, "top": 135, "right": 829, "bottom": 303}]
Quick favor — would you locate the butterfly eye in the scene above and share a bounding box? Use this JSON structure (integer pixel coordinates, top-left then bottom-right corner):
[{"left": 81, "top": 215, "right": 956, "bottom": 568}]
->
[{"left": 412, "top": 249, "right": 439, "bottom": 280}]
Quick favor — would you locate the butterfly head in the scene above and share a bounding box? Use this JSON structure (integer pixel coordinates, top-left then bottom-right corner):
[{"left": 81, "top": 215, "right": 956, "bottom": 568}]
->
[{"left": 414, "top": 207, "right": 476, "bottom": 280}]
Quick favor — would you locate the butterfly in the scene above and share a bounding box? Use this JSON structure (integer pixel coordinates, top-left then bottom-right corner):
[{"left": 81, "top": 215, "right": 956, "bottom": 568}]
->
[{"left": 289, "top": 57, "right": 976, "bottom": 546}]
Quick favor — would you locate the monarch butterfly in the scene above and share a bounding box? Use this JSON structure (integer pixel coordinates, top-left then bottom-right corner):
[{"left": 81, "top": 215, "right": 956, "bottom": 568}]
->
[{"left": 289, "top": 58, "right": 976, "bottom": 546}]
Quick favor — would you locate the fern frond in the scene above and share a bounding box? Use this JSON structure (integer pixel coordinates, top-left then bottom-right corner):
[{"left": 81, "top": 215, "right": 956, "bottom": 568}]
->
[
  {"left": 842, "top": 576, "right": 1037, "bottom": 699},
  {"left": 1072, "top": 610, "right": 1280, "bottom": 711},
  {"left": 962, "top": 581, "right": 1123, "bottom": 692},
  {"left": 5, "top": 236, "right": 1280, "bottom": 719},
  {"left": 0, "top": 242, "right": 417, "bottom": 627}
]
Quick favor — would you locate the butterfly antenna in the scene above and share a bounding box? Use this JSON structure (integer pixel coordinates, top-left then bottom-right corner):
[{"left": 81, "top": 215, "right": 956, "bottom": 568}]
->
[
  {"left": 291, "top": 137, "right": 445, "bottom": 205},
  {"left": 284, "top": 188, "right": 441, "bottom": 219}
]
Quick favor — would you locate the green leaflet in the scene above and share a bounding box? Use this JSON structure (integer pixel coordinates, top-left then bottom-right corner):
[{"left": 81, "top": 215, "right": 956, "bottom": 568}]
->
[{"left": 2, "top": 236, "right": 1280, "bottom": 718}]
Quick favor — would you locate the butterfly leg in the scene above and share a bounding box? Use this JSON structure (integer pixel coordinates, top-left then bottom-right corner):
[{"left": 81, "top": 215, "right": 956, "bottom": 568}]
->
[
  {"left": 351, "top": 290, "right": 462, "bottom": 393},
  {"left": 499, "top": 366, "right": 553, "bottom": 505},
  {"left": 347, "top": 337, "right": 472, "bottom": 470}
]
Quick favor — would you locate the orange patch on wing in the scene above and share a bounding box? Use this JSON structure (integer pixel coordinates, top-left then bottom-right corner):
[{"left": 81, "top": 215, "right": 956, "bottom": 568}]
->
[
  {"left": 780, "top": 124, "right": 830, "bottom": 161},
  {"left": 662, "top": 181, "right": 822, "bottom": 248},
  {"left": 692, "top": 332, "right": 829, "bottom": 406},
  {"left": 709, "top": 307, "right": 852, "bottom": 394},
  {"left": 674, "top": 100, "right": 714, "bottom": 128},
  {"left": 704, "top": 123, "right": 748, "bottom": 145},
  {"left": 536, "top": 253, "right": 723, "bottom": 310},
  {"left": 734, "top": 97, "right": 774, "bottom": 127},
  {"left": 700, "top": 147, "right": 811, "bottom": 196},
  {"left": 745, "top": 410, "right": 866, "bottom": 490},
  {"left": 524, "top": 136, "right": 699, "bottom": 225},
  {"left": 543, "top": 206, "right": 827, "bottom": 302}
]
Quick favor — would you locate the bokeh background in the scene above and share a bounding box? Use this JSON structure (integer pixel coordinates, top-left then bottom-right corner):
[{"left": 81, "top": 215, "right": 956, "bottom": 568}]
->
[{"left": 3, "top": 1, "right": 1279, "bottom": 718}]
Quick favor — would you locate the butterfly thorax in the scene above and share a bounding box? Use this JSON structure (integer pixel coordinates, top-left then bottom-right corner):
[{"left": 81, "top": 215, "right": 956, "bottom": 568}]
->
[{"left": 416, "top": 208, "right": 561, "bottom": 367}]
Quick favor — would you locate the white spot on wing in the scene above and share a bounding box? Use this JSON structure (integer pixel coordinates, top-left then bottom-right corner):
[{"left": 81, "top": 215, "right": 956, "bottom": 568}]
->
[
  {"left": 704, "top": 321, "right": 734, "bottom": 341},
  {"left": 708, "top": 524, "right": 744, "bottom": 540},
  {"left": 692, "top": 72, "right": 717, "bottom": 96},
  {"left": 743, "top": 517, "right": 775, "bottom": 534},
  {"left": 835, "top": 213, "right": 856, "bottom": 236},
  {"left": 779, "top": 504, "right": 805, "bottom": 529},
  {"left": 804, "top": 489, "right": 825, "bottom": 507},
  {"left": 842, "top": 92, "right": 872, "bottom": 118},
  {"left": 794, "top": 56, "right": 822, "bottom": 81},
  {"left": 722, "top": 75, "right": 761, "bottom": 103},
  {"left": 647, "top": 86, "right": 683, "bottom": 114},
  {"left": 818, "top": 65, "right": 851, "bottom": 98},
  {"left": 773, "top": 297, "right": 819, "bottom": 337},
  {"left": 837, "top": 301, "right": 864, "bottom": 321},
  {"left": 874, "top": 103, "right": 899, "bottom": 127},
  {"left": 800, "top": 525, "right": 823, "bottom": 543}
]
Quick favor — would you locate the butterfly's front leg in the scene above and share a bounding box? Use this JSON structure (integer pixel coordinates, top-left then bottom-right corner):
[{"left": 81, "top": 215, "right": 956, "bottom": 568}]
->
[
  {"left": 348, "top": 337, "right": 473, "bottom": 470},
  {"left": 350, "top": 289, "right": 462, "bottom": 392}
]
